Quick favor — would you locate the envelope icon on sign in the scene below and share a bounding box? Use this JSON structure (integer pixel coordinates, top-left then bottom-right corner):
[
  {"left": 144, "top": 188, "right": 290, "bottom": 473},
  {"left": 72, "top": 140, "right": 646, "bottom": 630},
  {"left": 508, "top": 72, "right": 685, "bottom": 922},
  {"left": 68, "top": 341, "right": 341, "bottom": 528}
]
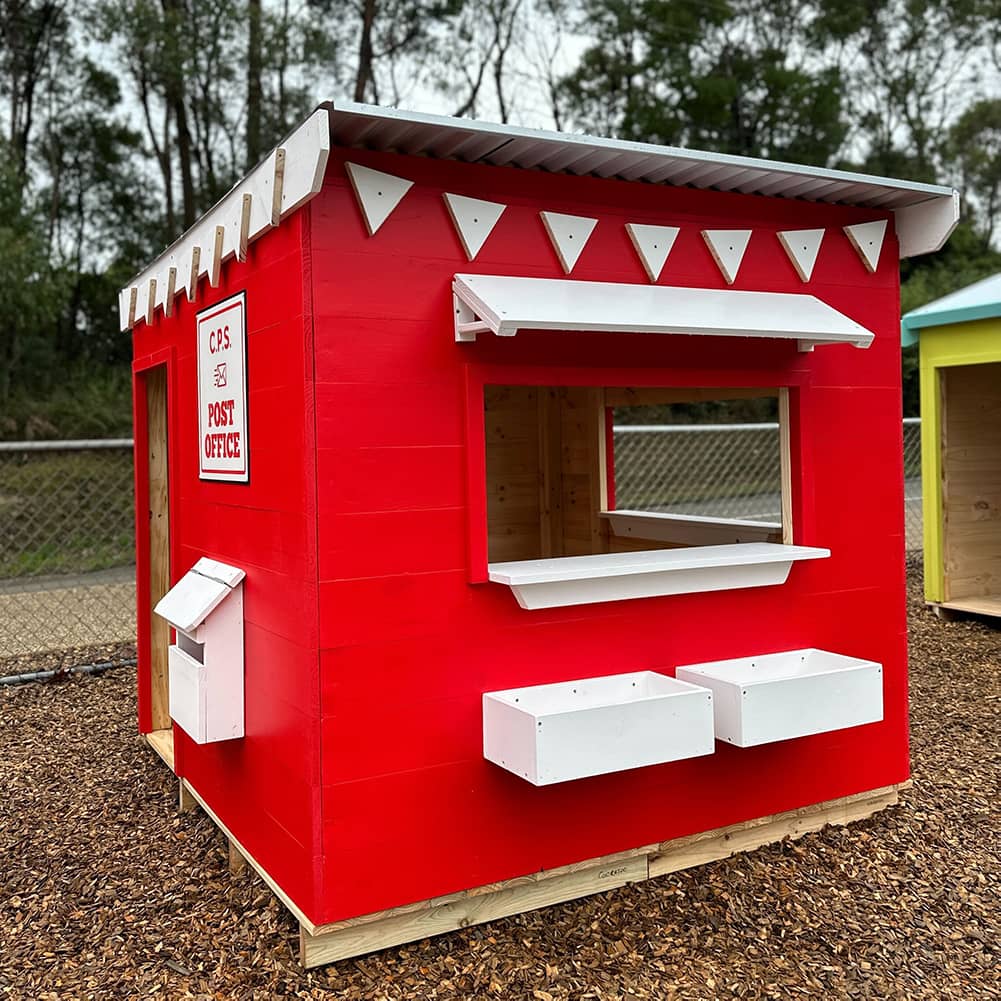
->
[{"left": 213, "top": 363, "right": 228, "bottom": 388}]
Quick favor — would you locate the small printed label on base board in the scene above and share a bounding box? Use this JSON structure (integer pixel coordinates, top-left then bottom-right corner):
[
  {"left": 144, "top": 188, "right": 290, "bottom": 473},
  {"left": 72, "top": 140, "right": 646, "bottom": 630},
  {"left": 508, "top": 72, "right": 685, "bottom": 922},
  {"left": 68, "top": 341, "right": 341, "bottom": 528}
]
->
[{"left": 197, "top": 292, "right": 248, "bottom": 482}]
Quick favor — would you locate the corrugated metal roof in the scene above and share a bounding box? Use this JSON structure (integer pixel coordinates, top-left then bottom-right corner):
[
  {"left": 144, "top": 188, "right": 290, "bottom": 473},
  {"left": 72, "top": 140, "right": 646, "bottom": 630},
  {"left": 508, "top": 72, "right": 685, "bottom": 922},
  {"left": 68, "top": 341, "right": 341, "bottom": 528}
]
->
[
  {"left": 901, "top": 272, "right": 1001, "bottom": 345},
  {"left": 324, "top": 102, "right": 958, "bottom": 258},
  {"left": 119, "top": 102, "right": 960, "bottom": 330}
]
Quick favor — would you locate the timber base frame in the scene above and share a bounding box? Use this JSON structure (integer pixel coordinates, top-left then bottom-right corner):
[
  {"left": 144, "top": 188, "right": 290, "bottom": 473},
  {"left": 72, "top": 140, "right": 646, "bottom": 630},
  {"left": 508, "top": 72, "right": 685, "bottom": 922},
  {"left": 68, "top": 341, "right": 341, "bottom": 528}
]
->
[{"left": 171, "top": 770, "right": 908, "bottom": 969}]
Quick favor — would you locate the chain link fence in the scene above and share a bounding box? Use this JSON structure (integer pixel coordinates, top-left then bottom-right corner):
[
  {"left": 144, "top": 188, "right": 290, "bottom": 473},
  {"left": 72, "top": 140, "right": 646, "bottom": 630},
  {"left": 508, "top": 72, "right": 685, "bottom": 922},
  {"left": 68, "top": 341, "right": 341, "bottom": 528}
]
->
[
  {"left": 613, "top": 417, "right": 924, "bottom": 550},
  {"left": 0, "top": 440, "right": 136, "bottom": 667},
  {"left": 0, "top": 422, "right": 923, "bottom": 665}
]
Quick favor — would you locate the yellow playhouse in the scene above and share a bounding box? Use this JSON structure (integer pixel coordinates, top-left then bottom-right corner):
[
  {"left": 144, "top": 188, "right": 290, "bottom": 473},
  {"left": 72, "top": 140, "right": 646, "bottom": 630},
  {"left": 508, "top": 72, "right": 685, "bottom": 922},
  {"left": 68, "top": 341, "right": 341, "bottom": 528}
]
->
[{"left": 903, "top": 273, "right": 1001, "bottom": 618}]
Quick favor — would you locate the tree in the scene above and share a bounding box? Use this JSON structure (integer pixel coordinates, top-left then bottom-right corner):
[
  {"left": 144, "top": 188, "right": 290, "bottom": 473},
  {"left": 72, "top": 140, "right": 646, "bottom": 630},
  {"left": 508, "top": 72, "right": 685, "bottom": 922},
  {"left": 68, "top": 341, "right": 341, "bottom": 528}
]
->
[
  {"left": 559, "top": 0, "right": 850, "bottom": 164},
  {"left": 310, "top": 0, "right": 465, "bottom": 107},
  {"left": 948, "top": 99, "right": 1001, "bottom": 248},
  {"left": 0, "top": 143, "right": 64, "bottom": 404},
  {"left": 0, "top": 0, "right": 68, "bottom": 184}
]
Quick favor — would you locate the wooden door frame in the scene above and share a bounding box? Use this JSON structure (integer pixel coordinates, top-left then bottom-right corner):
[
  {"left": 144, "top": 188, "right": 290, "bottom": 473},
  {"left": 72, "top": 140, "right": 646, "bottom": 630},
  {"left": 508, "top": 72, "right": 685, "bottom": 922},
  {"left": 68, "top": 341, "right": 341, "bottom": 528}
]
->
[{"left": 133, "top": 348, "right": 178, "bottom": 736}]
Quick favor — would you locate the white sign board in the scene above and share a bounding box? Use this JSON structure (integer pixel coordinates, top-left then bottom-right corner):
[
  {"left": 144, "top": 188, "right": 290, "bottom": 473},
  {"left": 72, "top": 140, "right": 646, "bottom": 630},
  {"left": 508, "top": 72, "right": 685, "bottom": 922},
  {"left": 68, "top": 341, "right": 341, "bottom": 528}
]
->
[{"left": 197, "top": 292, "right": 248, "bottom": 482}]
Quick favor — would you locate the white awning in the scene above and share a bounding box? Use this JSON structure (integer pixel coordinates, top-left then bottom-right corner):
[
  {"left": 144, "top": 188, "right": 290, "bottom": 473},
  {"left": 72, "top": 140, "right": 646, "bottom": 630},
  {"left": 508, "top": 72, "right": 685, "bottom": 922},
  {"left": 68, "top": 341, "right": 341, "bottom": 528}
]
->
[{"left": 453, "top": 274, "right": 874, "bottom": 351}]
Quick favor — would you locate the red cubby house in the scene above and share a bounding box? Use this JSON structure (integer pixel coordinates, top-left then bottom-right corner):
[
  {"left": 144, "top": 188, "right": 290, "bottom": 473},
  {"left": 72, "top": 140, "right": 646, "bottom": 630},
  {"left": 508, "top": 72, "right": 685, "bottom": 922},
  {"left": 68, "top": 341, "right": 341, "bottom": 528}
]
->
[{"left": 123, "top": 103, "right": 958, "bottom": 965}]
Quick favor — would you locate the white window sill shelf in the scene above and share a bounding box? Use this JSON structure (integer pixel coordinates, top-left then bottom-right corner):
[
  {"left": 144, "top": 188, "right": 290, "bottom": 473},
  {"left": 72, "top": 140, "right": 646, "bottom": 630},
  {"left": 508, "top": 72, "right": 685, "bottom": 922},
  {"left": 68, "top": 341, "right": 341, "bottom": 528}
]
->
[{"left": 488, "top": 543, "right": 830, "bottom": 609}]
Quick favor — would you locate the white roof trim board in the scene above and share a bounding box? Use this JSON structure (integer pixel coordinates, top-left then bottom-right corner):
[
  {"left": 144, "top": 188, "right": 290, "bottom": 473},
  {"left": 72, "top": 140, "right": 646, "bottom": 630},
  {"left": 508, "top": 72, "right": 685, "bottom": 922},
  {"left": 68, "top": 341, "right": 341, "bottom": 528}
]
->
[
  {"left": 452, "top": 273, "right": 875, "bottom": 351},
  {"left": 119, "top": 100, "right": 959, "bottom": 330},
  {"left": 118, "top": 109, "right": 330, "bottom": 331}
]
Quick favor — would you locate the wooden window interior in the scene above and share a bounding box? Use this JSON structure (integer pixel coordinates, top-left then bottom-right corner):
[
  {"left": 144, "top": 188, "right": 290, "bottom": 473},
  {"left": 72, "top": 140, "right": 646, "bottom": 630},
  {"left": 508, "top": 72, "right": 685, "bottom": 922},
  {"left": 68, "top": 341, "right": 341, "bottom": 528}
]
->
[
  {"left": 941, "top": 362, "right": 1001, "bottom": 607},
  {"left": 485, "top": 386, "right": 790, "bottom": 564}
]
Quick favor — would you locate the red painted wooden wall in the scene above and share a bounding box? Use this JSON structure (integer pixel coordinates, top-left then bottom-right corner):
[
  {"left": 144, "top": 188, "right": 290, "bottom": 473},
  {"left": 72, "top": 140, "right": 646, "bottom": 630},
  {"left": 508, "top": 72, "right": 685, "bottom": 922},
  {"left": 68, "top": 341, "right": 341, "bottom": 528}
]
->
[
  {"left": 133, "top": 213, "right": 322, "bottom": 916},
  {"left": 135, "top": 142, "right": 908, "bottom": 930}
]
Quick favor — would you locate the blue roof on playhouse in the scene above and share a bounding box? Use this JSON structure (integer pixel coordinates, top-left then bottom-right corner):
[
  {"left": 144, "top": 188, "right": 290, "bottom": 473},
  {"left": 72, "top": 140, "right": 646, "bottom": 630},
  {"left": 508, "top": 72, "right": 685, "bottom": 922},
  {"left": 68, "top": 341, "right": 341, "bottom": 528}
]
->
[{"left": 901, "top": 271, "right": 1001, "bottom": 346}]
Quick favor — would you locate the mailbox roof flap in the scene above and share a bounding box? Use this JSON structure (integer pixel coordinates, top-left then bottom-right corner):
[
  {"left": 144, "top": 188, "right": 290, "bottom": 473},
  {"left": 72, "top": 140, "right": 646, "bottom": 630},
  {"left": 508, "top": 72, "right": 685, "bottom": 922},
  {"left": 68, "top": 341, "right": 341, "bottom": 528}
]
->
[
  {"left": 192, "top": 557, "right": 246, "bottom": 588},
  {"left": 154, "top": 559, "right": 244, "bottom": 634}
]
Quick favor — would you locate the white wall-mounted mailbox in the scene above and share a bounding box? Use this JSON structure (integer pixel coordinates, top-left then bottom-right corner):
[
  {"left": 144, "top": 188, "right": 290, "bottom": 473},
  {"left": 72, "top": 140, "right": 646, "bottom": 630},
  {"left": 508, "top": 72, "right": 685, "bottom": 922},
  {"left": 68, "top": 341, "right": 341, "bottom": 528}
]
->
[{"left": 153, "top": 557, "right": 246, "bottom": 744}]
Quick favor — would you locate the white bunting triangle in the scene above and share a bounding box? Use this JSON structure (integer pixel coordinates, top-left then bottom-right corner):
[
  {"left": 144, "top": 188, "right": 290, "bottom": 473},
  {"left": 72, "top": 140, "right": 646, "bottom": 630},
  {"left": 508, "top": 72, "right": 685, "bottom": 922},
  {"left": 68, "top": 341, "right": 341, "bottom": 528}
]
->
[
  {"left": 345, "top": 162, "right": 414, "bottom": 235},
  {"left": 443, "top": 193, "right": 506, "bottom": 260},
  {"left": 844, "top": 219, "right": 888, "bottom": 273},
  {"left": 777, "top": 228, "right": 825, "bottom": 282},
  {"left": 625, "top": 223, "right": 680, "bottom": 282},
  {"left": 702, "top": 230, "right": 752, "bottom": 284},
  {"left": 541, "top": 211, "right": 598, "bottom": 273}
]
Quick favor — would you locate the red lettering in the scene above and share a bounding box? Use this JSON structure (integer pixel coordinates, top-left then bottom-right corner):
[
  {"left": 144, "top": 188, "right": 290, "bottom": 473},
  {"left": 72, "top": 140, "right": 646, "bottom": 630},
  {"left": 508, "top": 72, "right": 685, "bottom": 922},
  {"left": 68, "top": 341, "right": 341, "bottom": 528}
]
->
[
  {"left": 207, "top": 399, "right": 237, "bottom": 428},
  {"left": 203, "top": 432, "right": 241, "bottom": 462},
  {"left": 208, "top": 325, "right": 231, "bottom": 353}
]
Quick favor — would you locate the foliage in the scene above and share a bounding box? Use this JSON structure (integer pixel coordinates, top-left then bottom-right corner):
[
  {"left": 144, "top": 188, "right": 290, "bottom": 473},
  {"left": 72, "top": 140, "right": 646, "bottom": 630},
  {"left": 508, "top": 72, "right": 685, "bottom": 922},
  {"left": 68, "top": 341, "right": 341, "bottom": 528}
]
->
[
  {"left": 899, "top": 222, "right": 1001, "bottom": 415},
  {"left": 0, "top": 0, "right": 998, "bottom": 436},
  {"left": 0, "top": 366, "right": 134, "bottom": 441},
  {"left": 561, "top": 0, "right": 851, "bottom": 164}
]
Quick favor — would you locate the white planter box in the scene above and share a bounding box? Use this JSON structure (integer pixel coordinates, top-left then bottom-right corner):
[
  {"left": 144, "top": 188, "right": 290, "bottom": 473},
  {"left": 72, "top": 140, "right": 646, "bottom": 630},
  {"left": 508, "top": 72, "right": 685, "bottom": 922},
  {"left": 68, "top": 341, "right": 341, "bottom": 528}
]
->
[
  {"left": 483, "top": 671, "right": 715, "bottom": 785},
  {"left": 488, "top": 543, "right": 829, "bottom": 610},
  {"left": 676, "top": 648, "right": 883, "bottom": 748}
]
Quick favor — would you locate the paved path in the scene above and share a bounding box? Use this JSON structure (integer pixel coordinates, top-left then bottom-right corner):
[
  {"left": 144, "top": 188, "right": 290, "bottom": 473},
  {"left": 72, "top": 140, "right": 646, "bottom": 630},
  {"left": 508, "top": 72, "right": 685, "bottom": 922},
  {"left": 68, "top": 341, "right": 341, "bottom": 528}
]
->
[{"left": 0, "top": 565, "right": 136, "bottom": 657}]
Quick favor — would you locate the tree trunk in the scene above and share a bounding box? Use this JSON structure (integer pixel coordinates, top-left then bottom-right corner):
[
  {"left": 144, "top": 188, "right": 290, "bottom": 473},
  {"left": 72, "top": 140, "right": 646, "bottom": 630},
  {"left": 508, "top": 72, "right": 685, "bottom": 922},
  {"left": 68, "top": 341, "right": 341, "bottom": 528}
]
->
[
  {"left": 247, "top": 0, "right": 262, "bottom": 168},
  {"left": 161, "top": 0, "right": 196, "bottom": 226},
  {"left": 354, "top": 0, "right": 377, "bottom": 102}
]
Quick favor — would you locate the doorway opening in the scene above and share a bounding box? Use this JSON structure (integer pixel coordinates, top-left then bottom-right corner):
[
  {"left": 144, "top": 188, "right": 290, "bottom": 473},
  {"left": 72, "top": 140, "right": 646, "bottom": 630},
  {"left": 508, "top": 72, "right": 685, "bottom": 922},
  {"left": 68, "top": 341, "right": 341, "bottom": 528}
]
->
[
  {"left": 939, "top": 362, "right": 1001, "bottom": 615},
  {"left": 141, "top": 365, "right": 173, "bottom": 769}
]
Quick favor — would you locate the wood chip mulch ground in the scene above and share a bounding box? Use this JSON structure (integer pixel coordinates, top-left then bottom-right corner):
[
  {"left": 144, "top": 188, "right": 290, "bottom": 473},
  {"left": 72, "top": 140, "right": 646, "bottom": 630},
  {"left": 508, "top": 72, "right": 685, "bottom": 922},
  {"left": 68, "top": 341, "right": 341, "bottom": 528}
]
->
[{"left": 1, "top": 565, "right": 997, "bottom": 1000}]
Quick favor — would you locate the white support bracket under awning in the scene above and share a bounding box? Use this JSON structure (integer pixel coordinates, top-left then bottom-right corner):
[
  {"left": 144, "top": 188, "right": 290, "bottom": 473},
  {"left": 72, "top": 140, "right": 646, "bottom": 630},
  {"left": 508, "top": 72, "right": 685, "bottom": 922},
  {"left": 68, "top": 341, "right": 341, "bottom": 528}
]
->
[{"left": 452, "top": 274, "right": 875, "bottom": 352}]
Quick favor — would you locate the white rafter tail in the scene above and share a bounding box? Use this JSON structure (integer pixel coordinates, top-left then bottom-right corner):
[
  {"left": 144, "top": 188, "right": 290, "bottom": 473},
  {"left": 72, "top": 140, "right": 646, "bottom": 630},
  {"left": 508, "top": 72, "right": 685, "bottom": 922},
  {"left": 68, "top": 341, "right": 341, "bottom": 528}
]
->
[
  {"left": 777, "top": 228, "right": 825, "bottom": 282},
  {"left": 345, "top": 161, "right": 414, "bottom": 235},
  {"left": 702, "top": 230, "right": 752, "bottom": 284},
  {"left": 625, "top": 223, "right": 680, "bottom": 282},
  {"left": 134, "top": 280, "right": 150, "bottom": 329},
  {"left": 844, "top": 219, "right": 888, "bottom": 273},
  {"left": 540, "top": 211, "right": 598, "bottom": 273},
  {"left": 443, "top": 193, "right": 506, "bottom": 260}
]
